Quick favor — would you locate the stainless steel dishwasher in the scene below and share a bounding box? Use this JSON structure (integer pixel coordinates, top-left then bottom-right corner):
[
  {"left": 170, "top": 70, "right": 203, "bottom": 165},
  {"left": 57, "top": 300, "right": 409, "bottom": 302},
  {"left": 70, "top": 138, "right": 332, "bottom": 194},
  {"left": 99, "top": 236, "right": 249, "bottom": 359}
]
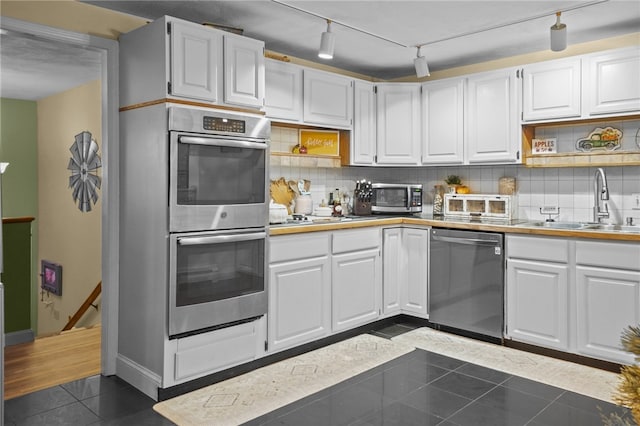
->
[{"left": 429, "top": 228, "right": 504, "bottom": 340}]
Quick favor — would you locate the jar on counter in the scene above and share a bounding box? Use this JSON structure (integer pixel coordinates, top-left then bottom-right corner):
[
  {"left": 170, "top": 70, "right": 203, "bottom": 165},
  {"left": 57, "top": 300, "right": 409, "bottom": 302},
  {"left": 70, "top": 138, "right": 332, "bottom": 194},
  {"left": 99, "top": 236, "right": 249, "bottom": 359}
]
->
[
  {"left": 499, "top": 177, "right": 516, "bottom": 195},
  {"left": 433, "top": 185, "right": 445, "bottom": 216}
]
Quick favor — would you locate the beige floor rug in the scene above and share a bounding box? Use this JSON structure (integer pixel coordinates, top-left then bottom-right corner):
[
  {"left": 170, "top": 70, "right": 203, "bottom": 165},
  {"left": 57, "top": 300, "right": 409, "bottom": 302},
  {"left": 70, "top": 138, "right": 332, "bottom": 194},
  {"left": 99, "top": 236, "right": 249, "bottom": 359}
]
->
[
  {"left": 393, "top": 327, "right": 621, "bottom": 404},
  {"left": 153, "top": 334, "right": 414, "bottom": 426}
]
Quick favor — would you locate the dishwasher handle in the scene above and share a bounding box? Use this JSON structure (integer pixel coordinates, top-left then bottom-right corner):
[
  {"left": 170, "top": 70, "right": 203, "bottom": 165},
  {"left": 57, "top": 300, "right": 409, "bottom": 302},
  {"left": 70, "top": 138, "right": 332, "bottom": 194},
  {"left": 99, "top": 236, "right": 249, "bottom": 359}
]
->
[{"left": 431, "top": 234, "right": 500, "bottom": 247}]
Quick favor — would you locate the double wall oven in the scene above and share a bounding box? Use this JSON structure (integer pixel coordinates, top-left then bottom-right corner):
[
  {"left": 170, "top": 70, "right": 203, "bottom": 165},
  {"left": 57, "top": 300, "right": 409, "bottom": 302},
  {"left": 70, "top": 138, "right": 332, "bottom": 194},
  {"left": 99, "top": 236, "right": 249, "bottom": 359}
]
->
[{"left": 167, "top": 107, "right": 270, "bottom": 338}]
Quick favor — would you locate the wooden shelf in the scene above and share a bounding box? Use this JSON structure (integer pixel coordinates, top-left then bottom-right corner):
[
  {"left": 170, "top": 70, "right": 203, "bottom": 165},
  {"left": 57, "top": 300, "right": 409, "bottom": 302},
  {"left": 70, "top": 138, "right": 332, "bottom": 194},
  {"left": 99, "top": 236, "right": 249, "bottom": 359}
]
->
[
  {"left": 522, "top": 114, "right": 640, "bottom": 167},
  {"left": 270, "top": 151, "right": 342, "bottom": 168},
  {"left": 525, "top": 151, "right": 640, "bottom": 167}
]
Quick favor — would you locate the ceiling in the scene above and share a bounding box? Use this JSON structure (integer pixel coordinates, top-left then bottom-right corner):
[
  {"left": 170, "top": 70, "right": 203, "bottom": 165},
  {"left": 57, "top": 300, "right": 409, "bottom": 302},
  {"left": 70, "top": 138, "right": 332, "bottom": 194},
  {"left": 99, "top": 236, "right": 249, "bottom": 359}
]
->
[
  {"left": 0, "top": 31, "right": 102, "bottom": 101},
  {"left": 86, "top": 0, "right": 640, "bottom": 80},
  {"left": 1, "top": 1, "right": 639, "bottom": 101}
]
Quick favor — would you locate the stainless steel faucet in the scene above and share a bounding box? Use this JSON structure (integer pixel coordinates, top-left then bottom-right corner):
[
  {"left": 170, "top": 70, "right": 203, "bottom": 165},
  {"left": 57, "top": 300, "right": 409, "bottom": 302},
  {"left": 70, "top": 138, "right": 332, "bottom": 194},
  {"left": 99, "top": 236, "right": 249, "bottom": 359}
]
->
[{"left": 593, "top": 167, "right": 609, "bottom": 223}]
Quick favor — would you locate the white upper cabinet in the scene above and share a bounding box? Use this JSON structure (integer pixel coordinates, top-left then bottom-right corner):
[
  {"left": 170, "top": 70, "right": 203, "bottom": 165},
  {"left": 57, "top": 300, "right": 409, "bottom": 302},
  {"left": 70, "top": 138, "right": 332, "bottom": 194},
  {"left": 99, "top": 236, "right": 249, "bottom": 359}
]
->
[
  {"left": 376, "top": 83, "right": 422, "bottom": 165},
  {"left": 223, "top": 34, "right": 265, "bottom": 108},
  {"left": 421, "top": 78, "right": 465, "bottom": 165},
  {"left": 303, "top": 69, "right": 353, "bottom": 128},
  {"left": 170, "top": 20, "right": 222, "bottom": 103},
  {"left": 264, "top": 59, "right": 303, "bottom": 122},
  {"left": 351, "top": 80, "right": 377, "bottom": 165},
  {"left": 585, "top": 47, "right": 640, "bottom": 116},
  {"left": 521, "top": 58, "right": 582, "bottom": 121},
  {"left": 466, "top": 68, "right": 520, "bottom": 163},
  {"left": 119, "top": 16, "right": 264, "bottom": 110}
]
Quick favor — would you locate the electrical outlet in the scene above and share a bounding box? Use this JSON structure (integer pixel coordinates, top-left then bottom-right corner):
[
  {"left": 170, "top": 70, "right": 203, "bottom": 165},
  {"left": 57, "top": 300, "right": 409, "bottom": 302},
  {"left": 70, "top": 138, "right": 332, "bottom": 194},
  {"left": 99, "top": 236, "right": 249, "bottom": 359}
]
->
[{"left": 632, "top": 193, "right": 640, "bottom": 210}]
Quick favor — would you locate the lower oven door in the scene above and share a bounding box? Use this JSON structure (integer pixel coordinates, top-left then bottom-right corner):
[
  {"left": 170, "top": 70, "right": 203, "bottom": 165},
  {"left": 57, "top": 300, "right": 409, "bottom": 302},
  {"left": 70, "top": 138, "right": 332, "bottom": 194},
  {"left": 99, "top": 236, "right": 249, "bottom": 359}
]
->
[{"left": 169, "top": 229, "right": 267, "bottom": 338}]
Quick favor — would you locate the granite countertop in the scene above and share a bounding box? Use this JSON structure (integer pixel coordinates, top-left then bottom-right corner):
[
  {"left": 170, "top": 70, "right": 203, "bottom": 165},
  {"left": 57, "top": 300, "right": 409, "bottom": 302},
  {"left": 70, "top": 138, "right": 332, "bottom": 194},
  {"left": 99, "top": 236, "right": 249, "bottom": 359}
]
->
[{"left": 269, "top": 214, "right": 640, "bottom": 242}]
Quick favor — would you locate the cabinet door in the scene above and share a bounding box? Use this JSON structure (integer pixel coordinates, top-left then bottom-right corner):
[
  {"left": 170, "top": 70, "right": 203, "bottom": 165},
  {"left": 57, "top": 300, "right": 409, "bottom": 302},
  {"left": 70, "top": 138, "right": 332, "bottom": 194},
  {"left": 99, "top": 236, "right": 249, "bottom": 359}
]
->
[
  {"left": 466, "top": 69, "right": 520, "bottom": 164},
  {"left": 223, "top": 35, "right": 264, "bottom": 108},
  {"left": 303, "top": 69, "right": 353, "bottom": 128},
  {"left": 170, "top": 20, "right": 222, "bottom": 102},
  {"left": 422, "top": 79, "right": 464, "bottom": 164},
  {"left": 332, "top": 249, "right": 381, "bottom": 332},
  {"left": 269, "top": 256, "right": 331, "bottom": 353},
  {"left": 264, "top": 59, "right": 303, "bottom": 121},
  {"left": 506, "top": 259, "right": 569, "bottom": 351},
  {"left": 521, "top": 58, "right": 582, "bottom": 121},
  {"left": 402, "top": 228, "right": 429, "bottom": 316},
  {"left": 382, "top": 228, "right": 403, "bottom": 315},
  {"left": 576, "top": 266, "right": 640, "bottom": 365},
  {"left": 586, "top": 47, "right": 640, "bottom": 116},
  {"left": 376, "top": 84, "right": 421, "bottom": 165},
  {"left": 351, "top": 80, "right": 377, "bottom": 165}
]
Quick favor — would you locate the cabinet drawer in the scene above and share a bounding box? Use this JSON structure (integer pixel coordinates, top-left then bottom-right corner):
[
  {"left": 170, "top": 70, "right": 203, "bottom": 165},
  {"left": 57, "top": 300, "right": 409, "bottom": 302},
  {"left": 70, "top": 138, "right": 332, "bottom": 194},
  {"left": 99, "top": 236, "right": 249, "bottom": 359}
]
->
[
  {"left": 576, "top": 241, "right": 640, "bottom": 270},
  {"left": 332, "top": 228, "right": 380, "bottom": 254},
  {"left": 270, "top": 233, "right": 330, "bottom": 263},
  {"left": 507, "top": 235, "right": 569, "bottom": 263},
  {"left": 174, "top": 319, "right": 262, "bottom": 381}
]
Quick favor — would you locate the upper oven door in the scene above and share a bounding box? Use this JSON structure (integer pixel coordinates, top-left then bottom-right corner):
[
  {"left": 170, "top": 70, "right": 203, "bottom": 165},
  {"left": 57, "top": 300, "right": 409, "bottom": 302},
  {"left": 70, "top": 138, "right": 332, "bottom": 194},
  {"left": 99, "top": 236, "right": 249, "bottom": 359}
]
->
[{"left": 169, "top": 132, "right": 269, "bottom": 232}]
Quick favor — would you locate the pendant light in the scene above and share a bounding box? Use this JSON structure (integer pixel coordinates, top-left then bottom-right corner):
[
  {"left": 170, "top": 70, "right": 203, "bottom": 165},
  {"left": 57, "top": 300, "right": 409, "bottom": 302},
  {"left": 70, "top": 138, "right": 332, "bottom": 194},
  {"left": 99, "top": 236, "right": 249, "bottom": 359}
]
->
[
  {"left": 414, "top": 46, "right": 430, "bottom": 78},
  {"left": 550, "top": 11, "right": 567, "bottom": 52},
  {"left": 318, "top": 20, "right": 335, "bottom": 59}
]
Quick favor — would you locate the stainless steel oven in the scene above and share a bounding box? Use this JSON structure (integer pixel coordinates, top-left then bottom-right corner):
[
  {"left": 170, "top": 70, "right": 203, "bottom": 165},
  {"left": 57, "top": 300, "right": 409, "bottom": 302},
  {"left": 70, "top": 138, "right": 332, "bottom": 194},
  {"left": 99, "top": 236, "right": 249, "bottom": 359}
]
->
[
  {"left": 169, "top": 228, "right": 267, "bottom": 338},
  {"left": 169, "top": 107, "right": 270, "bottom": 232}
]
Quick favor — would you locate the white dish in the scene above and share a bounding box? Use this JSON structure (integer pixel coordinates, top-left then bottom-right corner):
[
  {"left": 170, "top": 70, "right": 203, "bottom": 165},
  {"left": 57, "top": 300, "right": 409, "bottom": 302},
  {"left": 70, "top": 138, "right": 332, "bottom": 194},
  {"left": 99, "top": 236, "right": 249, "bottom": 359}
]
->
[{"left": 314, "top": 206, "right": 333, "bottom": 217}]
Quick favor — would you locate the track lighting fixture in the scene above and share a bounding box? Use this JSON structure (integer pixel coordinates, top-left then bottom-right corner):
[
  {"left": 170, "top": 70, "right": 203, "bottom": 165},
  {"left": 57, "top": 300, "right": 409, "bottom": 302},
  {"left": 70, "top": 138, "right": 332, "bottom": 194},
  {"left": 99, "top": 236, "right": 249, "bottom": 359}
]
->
[
  {"left": 414, "top": 46, "right": 430, "bottom": 78},
  {"left": 550, "top": 11, "right": 567, "bottom": 52},
  {"left": 318, "top": 20, "right": 335, "bottom": 59}
]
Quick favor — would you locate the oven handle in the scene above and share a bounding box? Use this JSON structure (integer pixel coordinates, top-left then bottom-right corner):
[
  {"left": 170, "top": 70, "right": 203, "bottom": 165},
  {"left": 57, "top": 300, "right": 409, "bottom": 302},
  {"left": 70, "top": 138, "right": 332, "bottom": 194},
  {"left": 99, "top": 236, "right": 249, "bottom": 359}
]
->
[
  {"left": 179, "top": 136, "right": 268, "bottom": 150},
  {"left": 178, "top": 232, "right": 266, "bottom": 246}
]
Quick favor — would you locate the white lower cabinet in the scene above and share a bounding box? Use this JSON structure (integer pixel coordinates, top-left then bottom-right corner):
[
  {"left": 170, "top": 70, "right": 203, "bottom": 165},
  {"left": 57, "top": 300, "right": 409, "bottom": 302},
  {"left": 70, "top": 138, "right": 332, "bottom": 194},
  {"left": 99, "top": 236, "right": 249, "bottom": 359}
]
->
[
  {"left": 166, "top": 316, "right": 266, "bottom": 387},
  {"left": 401, "top": 228, "right": 429, "bottom": 316},
  {"left": 575, "top": 240, "right": 640, "bottom": 365},
  {"left": 382, "top": 227, "right": 429, "bottom": 318},
  {"left": 268, "top": 233, "right": 331, "bottom": 353},
  {"left": 506, "top": 235, "right": 570, "bottom": 351},
  {"left": 382, "top": 228, "right": 403, "bottom": 315},
  {"left": 507, "top": 258, "right": 569, "bottom": 351},
  {"left": 507, "top": 235, "right": 640, "bottom": 365},
  {"left": 332, "top": 228, "right": 382, "bottom": 332}
]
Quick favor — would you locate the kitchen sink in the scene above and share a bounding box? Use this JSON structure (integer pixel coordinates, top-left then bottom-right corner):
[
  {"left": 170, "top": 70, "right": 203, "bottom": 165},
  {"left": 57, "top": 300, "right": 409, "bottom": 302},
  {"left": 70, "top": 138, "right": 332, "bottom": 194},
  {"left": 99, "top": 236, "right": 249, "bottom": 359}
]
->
[
  {"left": 517, "top": 221, "right": 586, "bottom": 230},
  {"left": 516, "top": 221, "right": 640, "bottom": 233},
  {"left": 581, "top": 224, "right": 640, "bottom": 233}
]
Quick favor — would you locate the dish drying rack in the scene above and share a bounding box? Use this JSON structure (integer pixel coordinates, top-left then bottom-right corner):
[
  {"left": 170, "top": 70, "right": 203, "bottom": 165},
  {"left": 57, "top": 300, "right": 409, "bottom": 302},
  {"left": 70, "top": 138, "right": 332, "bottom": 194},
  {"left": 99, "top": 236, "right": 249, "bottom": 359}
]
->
[{"left": 444, "top": 194, "right": 516, "bottom": 220}]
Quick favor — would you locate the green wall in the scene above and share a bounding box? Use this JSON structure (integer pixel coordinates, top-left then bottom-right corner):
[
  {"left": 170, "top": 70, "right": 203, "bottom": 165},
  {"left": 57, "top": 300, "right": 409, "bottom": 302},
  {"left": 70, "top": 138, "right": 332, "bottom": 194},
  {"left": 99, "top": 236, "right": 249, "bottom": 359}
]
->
[{"left": 0, "top": 98, "right": 38, "bottom": 335}]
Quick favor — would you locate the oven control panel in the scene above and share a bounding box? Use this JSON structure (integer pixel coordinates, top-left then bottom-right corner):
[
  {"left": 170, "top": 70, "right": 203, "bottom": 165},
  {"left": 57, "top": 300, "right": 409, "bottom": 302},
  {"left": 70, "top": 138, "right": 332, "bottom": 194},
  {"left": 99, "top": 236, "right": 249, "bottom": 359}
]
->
[{"left": 203, "top": 116, "right": 246, "bottom": 133}]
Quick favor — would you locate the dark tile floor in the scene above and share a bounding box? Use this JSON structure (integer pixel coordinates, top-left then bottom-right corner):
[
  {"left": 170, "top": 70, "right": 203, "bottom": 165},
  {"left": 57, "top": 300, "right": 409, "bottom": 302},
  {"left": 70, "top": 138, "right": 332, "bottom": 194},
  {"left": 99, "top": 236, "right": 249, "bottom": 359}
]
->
[{"left": 4, "top": 323, "right": 633, "bottom": 426}]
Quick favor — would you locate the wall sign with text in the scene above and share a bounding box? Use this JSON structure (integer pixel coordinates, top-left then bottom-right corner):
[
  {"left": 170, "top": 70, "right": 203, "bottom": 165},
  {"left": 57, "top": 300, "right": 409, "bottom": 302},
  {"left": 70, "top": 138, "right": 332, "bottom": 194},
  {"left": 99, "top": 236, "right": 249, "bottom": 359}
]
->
[{"left": 299, "top": 129, "right": 340, "bottom": 156}]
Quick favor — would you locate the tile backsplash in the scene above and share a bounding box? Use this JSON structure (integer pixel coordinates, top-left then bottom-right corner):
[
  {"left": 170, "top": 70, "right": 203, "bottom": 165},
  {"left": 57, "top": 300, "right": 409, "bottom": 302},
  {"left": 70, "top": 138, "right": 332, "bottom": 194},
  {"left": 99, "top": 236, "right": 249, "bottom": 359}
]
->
[{"left": 270, "top": 126, "right": 640, "bottom": 224}]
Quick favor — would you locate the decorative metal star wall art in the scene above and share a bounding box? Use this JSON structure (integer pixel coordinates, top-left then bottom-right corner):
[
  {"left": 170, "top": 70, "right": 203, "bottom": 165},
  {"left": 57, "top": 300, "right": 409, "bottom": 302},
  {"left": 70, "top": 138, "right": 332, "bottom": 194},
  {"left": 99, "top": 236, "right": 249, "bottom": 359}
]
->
[{"left": 67, "top": 130, "right": 102, "bottom": 212}]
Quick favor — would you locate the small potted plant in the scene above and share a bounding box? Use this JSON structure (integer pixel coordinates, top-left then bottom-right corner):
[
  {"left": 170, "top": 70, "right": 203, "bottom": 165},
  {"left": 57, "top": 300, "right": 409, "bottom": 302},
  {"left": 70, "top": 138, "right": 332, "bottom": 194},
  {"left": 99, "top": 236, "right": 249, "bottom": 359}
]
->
[{"left": 445, "top": 175, "right": 462, "bottom": 193}]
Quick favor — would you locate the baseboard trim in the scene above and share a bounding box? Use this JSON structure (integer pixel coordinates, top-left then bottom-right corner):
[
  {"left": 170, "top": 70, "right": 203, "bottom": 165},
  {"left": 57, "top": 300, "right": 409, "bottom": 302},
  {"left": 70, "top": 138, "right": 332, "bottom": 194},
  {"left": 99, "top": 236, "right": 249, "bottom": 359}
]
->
[
  {"left": 5, "top": 329, "right": 35, "bottom": 346},
  {"left": 115, "top": 354, "right": 162, "bottom": 401}
]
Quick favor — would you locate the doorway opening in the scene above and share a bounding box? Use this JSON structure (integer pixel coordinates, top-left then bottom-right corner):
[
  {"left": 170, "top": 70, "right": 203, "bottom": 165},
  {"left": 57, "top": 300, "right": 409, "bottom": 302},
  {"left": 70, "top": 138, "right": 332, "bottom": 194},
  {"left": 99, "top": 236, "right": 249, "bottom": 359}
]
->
[{"left": 1, "top": 17, "right": 119, "bottom": 399}]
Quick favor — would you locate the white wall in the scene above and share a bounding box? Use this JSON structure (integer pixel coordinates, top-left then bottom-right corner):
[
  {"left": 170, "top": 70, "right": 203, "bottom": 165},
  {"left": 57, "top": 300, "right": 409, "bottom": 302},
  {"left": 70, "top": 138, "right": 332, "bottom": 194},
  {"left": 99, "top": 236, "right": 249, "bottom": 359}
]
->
[
  {"left": 271, "top": 125, "right": 640, "bottom": 224},
  {"left": 37, "top": 79, "right": 102, "bottom": 336}
]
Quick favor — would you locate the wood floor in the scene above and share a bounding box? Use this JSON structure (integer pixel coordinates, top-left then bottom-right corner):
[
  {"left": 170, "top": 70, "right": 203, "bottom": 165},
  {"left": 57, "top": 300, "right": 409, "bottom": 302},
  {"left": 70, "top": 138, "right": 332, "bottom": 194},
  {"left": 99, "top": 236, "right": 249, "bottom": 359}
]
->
[{"left": 4, "top": 326, "right": 101, "bottom": 400}]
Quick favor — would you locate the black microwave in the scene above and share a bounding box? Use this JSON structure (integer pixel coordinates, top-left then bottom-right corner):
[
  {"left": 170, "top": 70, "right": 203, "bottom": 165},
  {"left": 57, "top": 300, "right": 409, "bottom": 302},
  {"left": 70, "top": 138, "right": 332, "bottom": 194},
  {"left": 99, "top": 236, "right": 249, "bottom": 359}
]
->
[{"left": 371, "top": 183, "right": 423, "bottom": 214}]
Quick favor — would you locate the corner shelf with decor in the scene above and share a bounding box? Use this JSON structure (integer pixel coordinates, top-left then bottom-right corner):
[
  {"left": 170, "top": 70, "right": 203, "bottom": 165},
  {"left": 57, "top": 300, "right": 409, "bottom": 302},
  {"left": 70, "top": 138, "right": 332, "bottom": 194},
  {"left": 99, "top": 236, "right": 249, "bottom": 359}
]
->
[
  {"left": 521, "top": 114, "right": 640, "bottom": 167},
  {"left": 269, "top": 123, "right": 350, "bottom": 168}
]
